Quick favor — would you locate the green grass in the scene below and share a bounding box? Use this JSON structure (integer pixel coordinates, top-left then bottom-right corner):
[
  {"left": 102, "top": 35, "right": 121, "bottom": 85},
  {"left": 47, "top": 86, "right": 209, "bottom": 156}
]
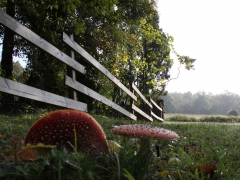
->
[{"left": 0, "top": 112, "right": 240, "bottom": 179}]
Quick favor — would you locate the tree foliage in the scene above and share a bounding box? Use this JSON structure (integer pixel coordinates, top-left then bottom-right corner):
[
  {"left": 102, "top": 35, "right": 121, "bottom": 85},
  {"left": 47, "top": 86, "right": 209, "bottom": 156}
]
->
[{"left": 12, "top": 61, "right": 23, "bottom": 81}]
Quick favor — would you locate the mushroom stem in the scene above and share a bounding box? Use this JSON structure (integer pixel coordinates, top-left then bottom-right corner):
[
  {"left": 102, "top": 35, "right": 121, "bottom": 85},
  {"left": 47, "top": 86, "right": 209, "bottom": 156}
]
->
[{"left": 138, "top": 139, "right": 152, "bottom": 157}]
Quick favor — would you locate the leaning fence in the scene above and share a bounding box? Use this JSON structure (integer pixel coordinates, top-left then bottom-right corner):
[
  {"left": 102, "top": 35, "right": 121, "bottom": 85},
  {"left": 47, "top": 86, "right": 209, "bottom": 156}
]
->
[{"left": 0, "top": 9, "right": 164, "bottom": 121}]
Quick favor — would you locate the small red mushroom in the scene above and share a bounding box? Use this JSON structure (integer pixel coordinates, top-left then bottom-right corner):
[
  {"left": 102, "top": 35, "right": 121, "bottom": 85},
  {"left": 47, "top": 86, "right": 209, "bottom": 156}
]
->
[
  {"left": 112, "top": 124, "right": 179, "bottom": 156},
  {"left": 25, "top": 110, "right": 110, "bottom": 155}
]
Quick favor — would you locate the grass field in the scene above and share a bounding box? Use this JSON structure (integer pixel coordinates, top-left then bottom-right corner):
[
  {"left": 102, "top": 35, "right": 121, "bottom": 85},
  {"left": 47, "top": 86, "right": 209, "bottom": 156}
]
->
[{"left": 0, "top": 112, "right": 240, "bottom": 179}]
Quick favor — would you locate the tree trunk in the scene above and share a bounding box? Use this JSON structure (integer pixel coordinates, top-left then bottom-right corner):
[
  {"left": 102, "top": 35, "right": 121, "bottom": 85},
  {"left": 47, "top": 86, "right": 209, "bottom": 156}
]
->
[
  {"left": 0, "top": 0, "right": 15, "bottom": 110},
  {"left": 1, "top": 0, "right": 15, "bottom": 79}
]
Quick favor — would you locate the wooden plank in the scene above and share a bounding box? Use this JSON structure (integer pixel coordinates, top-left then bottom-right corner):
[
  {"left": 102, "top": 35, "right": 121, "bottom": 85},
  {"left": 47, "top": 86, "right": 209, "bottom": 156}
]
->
[
  {"left": 67, "top": 34, "right": 77, "bottom": 100},
  {"left": 0, "top": 10, "right": 85, "bottom": 74},
  {"left": 151, "top": 111, "right": 163, "bottom": 121},
  {"left": 65, "top": 75, "right": 137, "bottom": 120},
  {"left": 62, "top": 32, "right": 137, "bottom": 101},
  {"left": 0, "top": 77, "right": 87, "bottom": 111},
  {"left": 132, "top": 83, "right": 152, "bottom": 108},
  {"left": 132, "top": 104, "right": 153, "bottom": 121},
  {"left": 150, "top": 98, "right": 162, "bottom": 111}
]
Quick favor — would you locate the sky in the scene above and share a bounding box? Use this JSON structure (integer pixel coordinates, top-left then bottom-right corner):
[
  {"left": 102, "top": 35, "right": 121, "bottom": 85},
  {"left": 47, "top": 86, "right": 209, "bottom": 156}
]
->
[{"left": 157, "top": 0, "right": 240, "bottom": 95}]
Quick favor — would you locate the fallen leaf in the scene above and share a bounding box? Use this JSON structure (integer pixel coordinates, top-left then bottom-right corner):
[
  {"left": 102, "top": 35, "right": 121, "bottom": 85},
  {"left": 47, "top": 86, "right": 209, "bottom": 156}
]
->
[
  {"left": 0, "top": 133, "right": 6, "bottom": 139},
  {"left": 159, "top": 170, "right": 169, "bottom": 176},
  {"left": 14, "top": 149, "right": 38, "bottom": 162}
]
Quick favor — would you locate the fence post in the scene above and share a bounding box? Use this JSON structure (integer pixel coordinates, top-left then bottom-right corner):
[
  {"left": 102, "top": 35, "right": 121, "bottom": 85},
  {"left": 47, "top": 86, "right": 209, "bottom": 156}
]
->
[
  {"left": 159, "top": 99, "right": 165, "bottom": 119},
  {"left": 130, "top": 82, "right": 135, "bottom": 115},
  {"left": 148, "top": 96, "right": 152, "bottom": 119},
  {"left": 66, "top": 34, "right": 77, "bottom": 101}
]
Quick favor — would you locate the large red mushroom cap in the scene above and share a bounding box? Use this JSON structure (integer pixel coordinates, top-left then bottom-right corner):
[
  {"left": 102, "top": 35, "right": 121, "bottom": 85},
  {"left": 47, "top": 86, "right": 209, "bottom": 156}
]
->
[
  {"left": 25, "top": 110, "right": 110, "bottom": 155},
  {"left": 112, "top": 124, "right": 179, "bottom": 140}
]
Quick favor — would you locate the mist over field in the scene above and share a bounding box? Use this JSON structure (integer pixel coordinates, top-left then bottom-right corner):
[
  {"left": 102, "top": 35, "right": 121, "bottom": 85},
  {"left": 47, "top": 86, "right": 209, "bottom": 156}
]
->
[{"left": 162, "top": 91, "right": 240, "bottom": 115}]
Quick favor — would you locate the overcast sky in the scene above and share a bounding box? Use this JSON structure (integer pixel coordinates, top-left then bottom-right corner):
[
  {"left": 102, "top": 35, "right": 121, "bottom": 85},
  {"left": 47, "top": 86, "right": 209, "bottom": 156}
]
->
[{"left": 157, "top": 0, "right": 240, "bottom": 95}]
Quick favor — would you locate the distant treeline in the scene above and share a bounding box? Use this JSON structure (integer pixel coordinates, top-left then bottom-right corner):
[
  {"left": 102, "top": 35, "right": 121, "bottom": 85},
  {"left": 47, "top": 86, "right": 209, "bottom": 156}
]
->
[{"left": 162, "top": 91, "right": 240, "bottom": 115}]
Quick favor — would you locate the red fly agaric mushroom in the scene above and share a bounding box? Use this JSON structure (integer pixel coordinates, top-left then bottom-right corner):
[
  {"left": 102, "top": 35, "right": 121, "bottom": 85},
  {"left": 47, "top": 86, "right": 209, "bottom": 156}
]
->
[
  {"left": 25, "top": 110, "right": 110, "bottom": 155},
  {"left": 112, "top": 124, "right": 179, "bottom": 156}
]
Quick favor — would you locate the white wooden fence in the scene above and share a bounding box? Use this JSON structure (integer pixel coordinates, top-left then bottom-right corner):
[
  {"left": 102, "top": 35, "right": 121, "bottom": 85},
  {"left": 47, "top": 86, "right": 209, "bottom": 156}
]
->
[{"left": 0, "top": 9, "right": 164, "bottom": 121}]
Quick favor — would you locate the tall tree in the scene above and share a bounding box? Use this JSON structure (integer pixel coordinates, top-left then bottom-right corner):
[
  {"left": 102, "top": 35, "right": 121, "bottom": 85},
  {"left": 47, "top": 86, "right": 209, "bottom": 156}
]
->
[
  {"left": 0, "top": 0, "right": 16, "bottom": 105},
  {"left": 1, "top": 0, "right": 15, "bottom": 79},
  {"left": 137, "top": 16, "right": 172, "bottom": 95}
]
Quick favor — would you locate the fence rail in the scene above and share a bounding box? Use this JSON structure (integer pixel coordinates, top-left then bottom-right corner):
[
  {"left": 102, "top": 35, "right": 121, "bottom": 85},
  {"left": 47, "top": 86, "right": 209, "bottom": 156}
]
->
[
  {"left": 62, "top": 32, "right": 137, "bottom": 101},
  {"left": 0, "top": 9, "right": 164, "bottom": 121},
  {"left": 0, "top": 77, "right": 87, "bottom": 111}
]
